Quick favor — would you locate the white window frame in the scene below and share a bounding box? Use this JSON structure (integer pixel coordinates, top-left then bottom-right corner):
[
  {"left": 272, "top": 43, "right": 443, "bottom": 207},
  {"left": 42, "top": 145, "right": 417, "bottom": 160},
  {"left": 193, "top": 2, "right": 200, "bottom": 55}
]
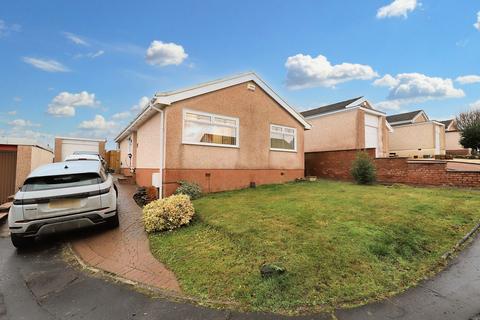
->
[
  {"left": 270, "top": 124, "right": 297, "bottom": 152},
  {"left": 182, "top": 108, "right": 240, "bottom": 148}
]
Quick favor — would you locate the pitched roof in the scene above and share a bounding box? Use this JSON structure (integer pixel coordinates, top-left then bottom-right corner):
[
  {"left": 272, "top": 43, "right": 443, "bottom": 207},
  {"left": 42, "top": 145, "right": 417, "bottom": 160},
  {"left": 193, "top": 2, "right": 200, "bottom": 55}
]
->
[
  {"left": 439, "top": 119, "right": 453, "bottom": 127},
  {"left": 386, "top": 110, "right": 425, "bottom": 125},
  {"left": 300, "top": 97, "right": 363, "bottom": 118},
  {"left": 115, "top": 72, "right": 311, "bottom": 142}
]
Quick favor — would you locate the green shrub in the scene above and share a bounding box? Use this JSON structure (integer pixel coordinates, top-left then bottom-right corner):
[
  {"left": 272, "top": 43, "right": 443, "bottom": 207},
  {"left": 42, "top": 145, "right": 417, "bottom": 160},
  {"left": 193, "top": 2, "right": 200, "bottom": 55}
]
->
[
  {"left": 350, "top": 151, "right": 376, "bottom": 184},
  {"left": 143, "top": 194, "right": 195, "bottom": 233},
  {"left": 174, "top": 180, "right": 202, "bottom": 200}
]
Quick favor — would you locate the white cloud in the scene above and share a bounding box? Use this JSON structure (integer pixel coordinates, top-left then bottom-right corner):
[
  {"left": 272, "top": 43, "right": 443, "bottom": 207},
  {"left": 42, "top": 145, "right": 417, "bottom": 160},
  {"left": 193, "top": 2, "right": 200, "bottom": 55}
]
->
[
  {"left": 374, "top": 73, "right": 465, "bottom": 109},
  {"left": 475, "top": 11, "right": 480, "bottom": 31},
  {"left": 145, "top": 40, "right": 188, "bottom": 66},
  {"left": 285, "top": 54, "right": 378, "bottom": 89},
  {"left": 0, "top": 19, "right": 21, "bottom": 38},
  {"left": 7, "top": 110, "right": 17, "bottom": 115},
  {"left": 456, "top": 75, "right": 480, "bottom": 85},
  {"left": 130, "top": 96, "right": 150, "bottom": 113},
  {"left": 79, "top": 115, "right": 116, "bottom": 130},
  {"left": 470, "top": 100, "right": 480, "bottom": 109},
  {"left": 375, "top": 100, "right": 403, "bottom": 110},
  {"left": 373, "top": 74, "right": 399, "bottom": 87},
  {"left": 112, "top": 111, "right": 131, "bottom": 120},
  {"left": 13, "top": 96, "right": 22, "bottom": 102},
  {"left": 74, "top": 50, "right": 105, "bottom": 59},
  {"left": 23, "top": 57, "right": 70, "bottom": 72},
  {"left": 8, "top": 119, "right": 40, "bottom": 127},
  {"left": 47, "top": 91, "right": 99, "bottom": 117},
  {"left": 63, "top": 32, "right": 89, "bottom": 46},
  {"left": 377, "top": 0, "right": 418, "bottom": 19}
]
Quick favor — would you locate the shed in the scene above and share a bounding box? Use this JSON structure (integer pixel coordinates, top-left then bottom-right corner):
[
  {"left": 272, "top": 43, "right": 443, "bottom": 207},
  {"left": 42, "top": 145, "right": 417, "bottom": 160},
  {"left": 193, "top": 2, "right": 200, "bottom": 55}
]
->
[{"left": 0, "top": 137, "right": 54, "bottom": 203}]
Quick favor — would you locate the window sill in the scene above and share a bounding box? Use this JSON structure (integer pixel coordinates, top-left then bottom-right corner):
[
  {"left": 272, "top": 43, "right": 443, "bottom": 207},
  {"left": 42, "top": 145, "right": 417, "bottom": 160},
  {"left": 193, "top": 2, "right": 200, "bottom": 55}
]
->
[
  {"left": 270, "top": 148, "right": 297, "bottom": 153},
  {"left": 182, "top": 141, "right": 240, "bottom": 149}
]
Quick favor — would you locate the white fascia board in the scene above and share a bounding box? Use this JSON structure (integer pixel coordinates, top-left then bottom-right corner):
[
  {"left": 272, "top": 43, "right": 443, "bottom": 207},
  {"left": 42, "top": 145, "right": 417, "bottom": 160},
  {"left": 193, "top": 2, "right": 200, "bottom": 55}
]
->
[
  {"left": 154, "top": 72, "right": 311, "bottom": 130},
  {"left": 345, "top": 97, "right": 366, "bottom": 108},
  {"left": 412, "top": 110, "right": 429, "bottom": 122},
  {"left": 359, "top": 107, "right": 386, "bottom": 117},
  {"left": 385, "top": 121, "right": 394, "bottom": 132}
]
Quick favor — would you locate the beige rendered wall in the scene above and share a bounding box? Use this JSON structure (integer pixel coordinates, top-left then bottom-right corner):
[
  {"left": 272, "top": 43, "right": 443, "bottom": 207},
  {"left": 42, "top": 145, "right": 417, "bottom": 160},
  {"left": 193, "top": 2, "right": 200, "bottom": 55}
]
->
[
  {"left": 30, "top": 146, "right": 53, "bottom": 171},
  {"left": 15, "top": 146, "right": 32, "bottom": 190},
  {"left": 413, "top": 113, "right": 428, "bottom": 123},
  {"left": 163, "top": 81, "right": 305, "bottom": 170},
  {"left": 136, "top": 112, "right": 161, "bottom": 169},
  {"left": 304, "top": 109, "right": 359, "bottom": 153},
  {"left": 389, "top": 122, "right": 445, "bottom": 157},
  {"left": 445, "top": 131, "right": 464, "bottom": 150},
  {"left": 15, "top": 146, "right": 53, "bottom": 190}
]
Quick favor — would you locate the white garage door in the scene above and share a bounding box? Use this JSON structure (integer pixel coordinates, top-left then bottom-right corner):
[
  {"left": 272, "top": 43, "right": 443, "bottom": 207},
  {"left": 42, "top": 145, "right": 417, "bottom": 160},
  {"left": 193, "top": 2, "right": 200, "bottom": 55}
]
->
[
  {"left": 364, "top": 114, "right": 382, "bottom": 156},
  {"left": 61, "top": 140, "right": 100, "bottom": 161}
]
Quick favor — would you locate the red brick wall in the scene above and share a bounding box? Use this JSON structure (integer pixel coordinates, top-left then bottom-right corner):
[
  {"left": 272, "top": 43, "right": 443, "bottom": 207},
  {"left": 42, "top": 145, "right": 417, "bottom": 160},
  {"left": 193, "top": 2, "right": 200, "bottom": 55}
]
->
[
  {"left": 305, "top": 149, "right": 376, "bottom": 180},
  {"left": 305, "top": 149, "right": 480, "bottom": 188}
]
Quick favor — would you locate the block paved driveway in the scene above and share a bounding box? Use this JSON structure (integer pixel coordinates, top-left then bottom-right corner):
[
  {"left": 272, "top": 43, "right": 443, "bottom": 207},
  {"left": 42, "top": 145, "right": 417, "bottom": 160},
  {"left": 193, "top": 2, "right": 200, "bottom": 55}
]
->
[{"left": 71, "top": 182, "right": 181, "bottom": 292}]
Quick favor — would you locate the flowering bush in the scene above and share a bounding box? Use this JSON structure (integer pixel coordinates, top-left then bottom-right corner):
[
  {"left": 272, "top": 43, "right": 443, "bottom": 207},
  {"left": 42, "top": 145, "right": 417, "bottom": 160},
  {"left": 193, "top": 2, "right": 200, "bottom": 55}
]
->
[
  {"left": 143, "top": 194, "right": 195, "bottom": 233},
  {"left": 174, "top": 180, "right": 202, "bottom": 200}
]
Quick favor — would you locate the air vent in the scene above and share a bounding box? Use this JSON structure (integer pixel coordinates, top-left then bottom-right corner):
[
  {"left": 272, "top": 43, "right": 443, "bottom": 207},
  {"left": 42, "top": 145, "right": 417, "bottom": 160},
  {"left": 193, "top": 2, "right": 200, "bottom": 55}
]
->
[{"left": 247, "top": 83, "right": 256, "bottom": 91}]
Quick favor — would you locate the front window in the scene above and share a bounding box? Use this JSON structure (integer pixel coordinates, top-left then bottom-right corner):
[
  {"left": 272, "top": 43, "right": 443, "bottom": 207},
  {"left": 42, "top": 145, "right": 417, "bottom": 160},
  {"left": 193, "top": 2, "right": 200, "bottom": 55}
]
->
[
  {"left": 183, "top": 110, "right": 239, "bottom": 147},
  {"left": 270, "top": 125, "right": 296, "bottom": 151}
]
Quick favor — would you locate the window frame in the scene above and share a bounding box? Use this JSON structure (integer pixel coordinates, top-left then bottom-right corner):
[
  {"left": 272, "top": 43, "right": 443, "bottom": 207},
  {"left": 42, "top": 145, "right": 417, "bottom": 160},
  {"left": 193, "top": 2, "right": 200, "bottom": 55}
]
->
[
  {"left": 182, "top": 108, "right": 240, "bottom": 148},
  {"left": 269, "top": 124, "right": 297, "bottom": 153}
]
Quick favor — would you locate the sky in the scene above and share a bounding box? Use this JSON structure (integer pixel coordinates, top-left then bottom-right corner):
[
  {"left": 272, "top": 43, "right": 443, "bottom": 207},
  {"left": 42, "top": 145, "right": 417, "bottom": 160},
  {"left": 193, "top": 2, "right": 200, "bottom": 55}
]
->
[{"left": 0, "top": 0, "right": 479, "bottom": 149}]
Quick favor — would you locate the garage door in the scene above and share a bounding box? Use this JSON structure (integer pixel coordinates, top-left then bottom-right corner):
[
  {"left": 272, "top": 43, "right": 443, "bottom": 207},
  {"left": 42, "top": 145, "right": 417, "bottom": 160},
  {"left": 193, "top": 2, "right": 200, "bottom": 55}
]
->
[
  {"left": 61, "top": 140, "right": 100, "bottom": 161},
  {"left": 364, "top": 114, "right": 382, "bottom": 156},
  {"left": 0, "top": 151, "right": 17, "bottom": 204}
]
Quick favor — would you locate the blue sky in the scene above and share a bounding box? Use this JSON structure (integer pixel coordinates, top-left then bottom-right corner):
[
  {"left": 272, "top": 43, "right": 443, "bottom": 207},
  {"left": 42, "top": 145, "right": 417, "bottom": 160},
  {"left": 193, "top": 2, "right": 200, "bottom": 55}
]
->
[{"left": 0, "top": 0, "right": 479, "bottom": 148}]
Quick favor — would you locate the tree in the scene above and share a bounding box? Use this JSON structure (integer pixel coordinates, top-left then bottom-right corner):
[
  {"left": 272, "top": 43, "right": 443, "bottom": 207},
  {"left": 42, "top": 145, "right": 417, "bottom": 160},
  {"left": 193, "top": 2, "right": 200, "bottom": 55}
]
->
[{"left": 456, "top": 110, "right": 480, "bottom": 153}]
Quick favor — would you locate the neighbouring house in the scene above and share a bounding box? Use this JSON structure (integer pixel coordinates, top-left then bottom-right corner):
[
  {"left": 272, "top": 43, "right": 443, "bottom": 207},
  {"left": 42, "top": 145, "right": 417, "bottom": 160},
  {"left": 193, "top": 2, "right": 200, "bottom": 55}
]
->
[
  {"left": 439, "top": 119, "right": 470, "bottom": 156},
  {"left": 54, "top": 136, "right": 106, "bottom": 162},
  {"left": 301, "top": 97, "right": 392, "bottom": 157},
  {"left": 387, "top": 110, "right": 446, "bottom": 158},
  {"left": 0, "top": 137, "right": 54, "bottom": 203},
  {"left": 115, "top": 72, "right": 311, "bottom": 197}
]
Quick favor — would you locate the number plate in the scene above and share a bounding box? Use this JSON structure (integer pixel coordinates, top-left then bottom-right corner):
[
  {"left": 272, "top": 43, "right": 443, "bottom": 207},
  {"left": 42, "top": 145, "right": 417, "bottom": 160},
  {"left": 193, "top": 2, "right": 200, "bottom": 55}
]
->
[{"left": 48, "top": 198, "right": 81, "bottom": 209}]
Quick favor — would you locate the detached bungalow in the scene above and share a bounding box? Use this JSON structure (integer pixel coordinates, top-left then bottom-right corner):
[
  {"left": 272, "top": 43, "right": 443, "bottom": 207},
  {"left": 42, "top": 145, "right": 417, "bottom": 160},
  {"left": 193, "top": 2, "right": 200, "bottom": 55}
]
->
[
  {"left": 440, "top": 119, "right": 470, "bottom": 156},
  {"left": 387, "top": 110, "right": 445, "bottom": 158},
  {"left": 301, "top": 97, "right": 391, "bottom": 157},
  {"left": 115, "top": 72, "right": 311, "bottom": 197}
]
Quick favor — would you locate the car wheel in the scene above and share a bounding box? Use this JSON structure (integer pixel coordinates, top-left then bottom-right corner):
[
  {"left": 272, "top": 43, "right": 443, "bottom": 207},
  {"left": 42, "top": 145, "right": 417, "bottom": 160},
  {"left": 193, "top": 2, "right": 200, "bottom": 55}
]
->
[
  {"left": 11, "top": 233, "right": 35, "bottom": 249},
  {"left": 105, "top": 212, "right": 119, "bottom": 229}
]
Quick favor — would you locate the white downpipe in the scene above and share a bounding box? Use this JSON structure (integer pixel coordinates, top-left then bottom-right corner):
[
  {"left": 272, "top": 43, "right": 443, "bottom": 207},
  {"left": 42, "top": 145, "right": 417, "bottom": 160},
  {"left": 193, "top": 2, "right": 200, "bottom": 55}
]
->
[{"left": 152, "top": 105, "right": 165, "bottom": 198}]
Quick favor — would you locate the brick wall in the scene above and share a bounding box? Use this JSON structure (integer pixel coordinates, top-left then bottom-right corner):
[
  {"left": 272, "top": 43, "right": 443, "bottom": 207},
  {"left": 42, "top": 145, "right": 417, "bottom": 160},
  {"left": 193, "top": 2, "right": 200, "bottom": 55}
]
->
[{"left": 305, "top": 149, "right": 480, "bottom": 188}]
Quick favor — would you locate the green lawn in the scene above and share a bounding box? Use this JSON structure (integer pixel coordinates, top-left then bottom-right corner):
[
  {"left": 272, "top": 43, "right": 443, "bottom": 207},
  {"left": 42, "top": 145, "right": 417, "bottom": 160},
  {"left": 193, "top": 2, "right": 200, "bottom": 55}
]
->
[{"left": 149, "top": 180, "right": 480, "bottom": 314}]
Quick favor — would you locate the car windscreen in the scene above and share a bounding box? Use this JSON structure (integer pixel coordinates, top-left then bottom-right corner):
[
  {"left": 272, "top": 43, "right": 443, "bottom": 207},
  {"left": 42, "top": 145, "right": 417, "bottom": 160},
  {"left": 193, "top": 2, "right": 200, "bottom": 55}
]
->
[{"left": 22, "top": 173, "right": 101, "bottom": 191}]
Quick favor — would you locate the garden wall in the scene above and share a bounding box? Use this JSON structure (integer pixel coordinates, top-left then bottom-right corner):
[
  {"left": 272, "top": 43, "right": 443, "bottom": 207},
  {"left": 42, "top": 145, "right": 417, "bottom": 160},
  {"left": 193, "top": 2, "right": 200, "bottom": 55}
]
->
[{"left": 305, "top": 149, "right": 480, "bottom": 188}]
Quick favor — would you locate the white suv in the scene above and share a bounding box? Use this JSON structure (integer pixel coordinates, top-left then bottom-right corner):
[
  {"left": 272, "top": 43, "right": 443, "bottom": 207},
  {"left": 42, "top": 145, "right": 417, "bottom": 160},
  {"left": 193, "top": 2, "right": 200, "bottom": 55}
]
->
[{"left": 8, "top": 160, "right": 118, "bottom": 248}]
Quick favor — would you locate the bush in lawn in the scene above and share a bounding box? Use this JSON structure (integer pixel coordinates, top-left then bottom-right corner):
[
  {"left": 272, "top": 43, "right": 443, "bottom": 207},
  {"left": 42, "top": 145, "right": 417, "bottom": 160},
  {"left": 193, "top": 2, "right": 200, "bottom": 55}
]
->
[
  {"left": 350, "top": 151, "right": 376, "bottom": 184},
  {"left": 174, "top": 180, "right": 202, "bottom": 200},
  {"left": 143, "top": 194, "right": 195, "bottom": 233}
]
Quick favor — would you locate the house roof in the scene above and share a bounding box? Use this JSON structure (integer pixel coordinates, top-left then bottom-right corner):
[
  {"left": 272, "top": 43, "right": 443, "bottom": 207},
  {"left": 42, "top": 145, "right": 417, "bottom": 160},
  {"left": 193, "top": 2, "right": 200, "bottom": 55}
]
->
[
  {"left": 386, "top": 110, "right": 427, "bottom": 125},
  {"left": 300, "top": 97, "right": 363, "bottom": 118},
  {"left": 115, "top": 72, "right": 311, "bottom": 142}
]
